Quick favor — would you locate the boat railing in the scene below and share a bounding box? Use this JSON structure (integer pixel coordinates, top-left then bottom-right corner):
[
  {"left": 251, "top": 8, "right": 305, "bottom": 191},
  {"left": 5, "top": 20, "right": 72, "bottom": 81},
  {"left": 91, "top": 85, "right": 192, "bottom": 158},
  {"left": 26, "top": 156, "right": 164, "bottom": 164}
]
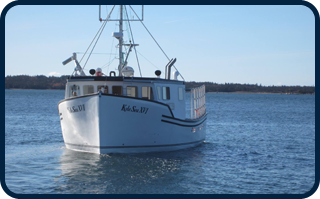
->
[{"left": 190, "top": 85, "right": 206, "bottom": 119}]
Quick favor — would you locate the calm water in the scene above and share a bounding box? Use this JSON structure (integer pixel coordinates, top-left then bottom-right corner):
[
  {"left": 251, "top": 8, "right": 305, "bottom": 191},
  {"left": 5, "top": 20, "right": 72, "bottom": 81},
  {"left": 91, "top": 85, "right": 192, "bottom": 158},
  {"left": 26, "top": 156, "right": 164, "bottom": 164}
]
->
[{"left": 5, "top": 89, "right": 315, "bottom": 194}]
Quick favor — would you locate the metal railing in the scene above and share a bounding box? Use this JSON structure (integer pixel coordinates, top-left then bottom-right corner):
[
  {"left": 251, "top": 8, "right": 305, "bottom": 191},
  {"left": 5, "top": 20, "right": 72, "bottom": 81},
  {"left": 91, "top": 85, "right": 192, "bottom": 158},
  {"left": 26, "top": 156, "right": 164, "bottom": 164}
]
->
[{"left": 190, "top": 85, "right": 206, "bottom": 119}]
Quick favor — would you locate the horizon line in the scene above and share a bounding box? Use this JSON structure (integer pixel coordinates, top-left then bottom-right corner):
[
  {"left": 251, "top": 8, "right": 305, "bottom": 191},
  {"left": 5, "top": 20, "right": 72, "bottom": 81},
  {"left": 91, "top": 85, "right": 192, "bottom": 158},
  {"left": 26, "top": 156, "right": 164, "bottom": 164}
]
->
[{"left": 4, "top": 74, "right": 315, "bottom": 87}]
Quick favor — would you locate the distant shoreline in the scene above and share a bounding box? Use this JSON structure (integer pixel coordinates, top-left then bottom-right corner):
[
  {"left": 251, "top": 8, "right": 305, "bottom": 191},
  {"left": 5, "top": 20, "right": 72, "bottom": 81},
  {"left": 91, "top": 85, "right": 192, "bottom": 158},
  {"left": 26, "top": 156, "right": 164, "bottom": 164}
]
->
[
  {"left": 6, "top": 88, "right": 314, "bottom": 95},
  {"left": 5, "top": 75, "right": 315, "bottom": 94},
  {"left": 6, "top": 88, "right": 64, "bottom": 91},
  {"left": 206, "top": 91, "right": 314, "bottom": 95}
]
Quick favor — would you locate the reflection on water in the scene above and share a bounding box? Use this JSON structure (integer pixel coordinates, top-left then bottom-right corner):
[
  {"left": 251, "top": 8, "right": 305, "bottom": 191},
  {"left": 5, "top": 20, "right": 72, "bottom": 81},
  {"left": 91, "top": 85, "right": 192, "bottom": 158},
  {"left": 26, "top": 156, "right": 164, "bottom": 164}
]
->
[{"left": 55, "top": 144, "right": 207, "bottom": 194}]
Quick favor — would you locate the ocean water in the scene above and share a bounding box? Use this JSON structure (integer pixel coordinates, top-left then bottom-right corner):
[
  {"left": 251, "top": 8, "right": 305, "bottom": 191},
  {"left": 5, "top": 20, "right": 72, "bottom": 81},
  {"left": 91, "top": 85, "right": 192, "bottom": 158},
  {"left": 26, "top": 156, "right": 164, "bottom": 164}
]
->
[{"left": 5, "top": 89, "right": 315, "bottom": 194}]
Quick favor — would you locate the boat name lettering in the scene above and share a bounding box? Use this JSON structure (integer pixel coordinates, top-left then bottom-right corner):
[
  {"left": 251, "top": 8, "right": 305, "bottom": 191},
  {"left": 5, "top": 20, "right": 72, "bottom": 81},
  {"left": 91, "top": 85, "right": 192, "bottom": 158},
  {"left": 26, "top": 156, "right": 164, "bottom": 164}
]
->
[
  {"left": 121, "top": 104, "right": 149, "bottom": 114},
  {"left": 67, "top": 104, "right": 85, "bottom": 113}
]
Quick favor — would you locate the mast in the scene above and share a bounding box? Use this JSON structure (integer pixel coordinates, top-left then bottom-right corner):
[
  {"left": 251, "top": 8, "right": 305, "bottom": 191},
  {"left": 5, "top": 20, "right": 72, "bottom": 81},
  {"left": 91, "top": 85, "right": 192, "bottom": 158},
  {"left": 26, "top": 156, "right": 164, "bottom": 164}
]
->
[
  {"left": 118, "top": 5, "right": 124, "bottom": 76},
  {"left": 100, "top": 5, "right": 144, "bottom": 77}
]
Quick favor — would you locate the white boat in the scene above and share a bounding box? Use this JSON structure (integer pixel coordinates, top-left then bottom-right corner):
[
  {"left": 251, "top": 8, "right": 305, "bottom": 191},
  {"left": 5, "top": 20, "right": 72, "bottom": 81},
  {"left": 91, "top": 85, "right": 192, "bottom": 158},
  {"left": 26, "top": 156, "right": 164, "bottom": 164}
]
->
[{"left": 58, "top": 5, "right": 207, "bottom": 154}]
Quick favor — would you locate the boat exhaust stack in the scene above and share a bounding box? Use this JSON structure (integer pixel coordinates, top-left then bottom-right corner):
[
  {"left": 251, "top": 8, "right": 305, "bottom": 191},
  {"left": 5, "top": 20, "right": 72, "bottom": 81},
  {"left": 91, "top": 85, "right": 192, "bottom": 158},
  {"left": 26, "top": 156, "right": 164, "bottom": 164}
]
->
[
  {"left": 165, "top": 58, "right": 176, "bottom": 80},
  {"left": 173, "top": 71, "right": 180, "bottom": 80}
]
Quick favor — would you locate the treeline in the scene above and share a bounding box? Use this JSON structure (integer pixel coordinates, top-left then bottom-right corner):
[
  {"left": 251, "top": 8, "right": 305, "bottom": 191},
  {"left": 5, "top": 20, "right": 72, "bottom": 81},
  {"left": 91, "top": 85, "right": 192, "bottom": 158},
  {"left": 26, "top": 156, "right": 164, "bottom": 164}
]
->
[
  {"left": 186, "top": 82, "right": 315, "bottom": 94},
  {"left": 5, "top": 75, "right": 69, "bottom": 90},
  {"left": 5, "top": 75, "right": 315, "bottom": 94}
]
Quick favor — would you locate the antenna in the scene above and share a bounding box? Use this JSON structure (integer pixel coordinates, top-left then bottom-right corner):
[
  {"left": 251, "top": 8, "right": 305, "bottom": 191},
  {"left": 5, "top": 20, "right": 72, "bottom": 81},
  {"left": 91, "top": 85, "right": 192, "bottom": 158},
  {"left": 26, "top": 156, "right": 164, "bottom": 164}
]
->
[
  {"left": 62, "top": 53, "right": 77, "bottom": 65},
  {"left": 62, "top": 53, "right": 86, "bottom": 76},
  {"left": 100, "top": 5, "right": 143, "bottom": 76}
]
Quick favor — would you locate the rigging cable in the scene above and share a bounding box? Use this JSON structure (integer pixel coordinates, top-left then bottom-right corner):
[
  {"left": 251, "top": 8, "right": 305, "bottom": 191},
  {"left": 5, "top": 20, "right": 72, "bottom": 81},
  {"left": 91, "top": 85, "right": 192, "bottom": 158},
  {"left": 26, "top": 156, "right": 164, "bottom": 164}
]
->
[
  {"left": 136, "top": 50, "right": 159, "bottom": 69},
  {"left": 128, "top": 5, "right": 185, "bottom": 81},
  {"left": 82, "top": 5, "right": 116, "bottom": 70},
  {"left": 101, "top": 57, "right": 116, "bottom": 69},
  {"left": 124, "top": 9, "right": 132, "bottom": 42},
  {"left": 107, "top": 13, "right": 119, "bottom": 74},
  {"left": 124, "top": 5, "right": 142, "bottom": 77},
  {"left": 76, "top": 52, "right": 117, "bottom": 55},
  {"left": 78, "top": 12, "right": 111, "bottom": 64}
]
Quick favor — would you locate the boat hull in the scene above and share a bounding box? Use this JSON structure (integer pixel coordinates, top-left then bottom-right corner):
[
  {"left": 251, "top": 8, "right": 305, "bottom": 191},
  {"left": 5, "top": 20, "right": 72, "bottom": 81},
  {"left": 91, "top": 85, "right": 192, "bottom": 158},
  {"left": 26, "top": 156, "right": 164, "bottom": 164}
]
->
[{"left": 58, "top": 93, "right": 207, "bottom": 154}]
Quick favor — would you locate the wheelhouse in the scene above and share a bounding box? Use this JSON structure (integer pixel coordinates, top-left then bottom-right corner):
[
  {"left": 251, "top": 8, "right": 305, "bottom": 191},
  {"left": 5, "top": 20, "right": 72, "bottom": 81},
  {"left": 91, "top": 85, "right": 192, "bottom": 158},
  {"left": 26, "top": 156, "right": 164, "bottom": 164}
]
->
[{"left": 65, "top": 76, "right": 187, "bottom": 118}]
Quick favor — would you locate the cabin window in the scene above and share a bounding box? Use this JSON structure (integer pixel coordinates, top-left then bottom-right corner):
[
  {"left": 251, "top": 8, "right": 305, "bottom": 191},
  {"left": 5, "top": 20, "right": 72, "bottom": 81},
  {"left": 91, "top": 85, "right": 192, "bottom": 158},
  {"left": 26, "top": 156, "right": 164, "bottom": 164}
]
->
[
  {"left": 83, "top": 85, "right": 94, "bottom": 95},
  {"left": 98, "top": 85, "right": 108, "bottom": 94},
  {"left": 162, "top": 87, "right": 170, "bottom": 100},
  {"left": 70, "top": 85, "right": 80, "bottom": 97},
  {"left": 142, "top": 87, "right": 154, "bottom": 100},
  {"left": 157, "top": 86, "right": 162, "bottom": 100},
  {"left": 127, "top": 86, "right": 137, "bottom": 97},
  {"left": 178, "top": 87, "right": 184, "bottom": 101},
  {"left": 112, "top": 86, "right": 123, "bottom": 95}
]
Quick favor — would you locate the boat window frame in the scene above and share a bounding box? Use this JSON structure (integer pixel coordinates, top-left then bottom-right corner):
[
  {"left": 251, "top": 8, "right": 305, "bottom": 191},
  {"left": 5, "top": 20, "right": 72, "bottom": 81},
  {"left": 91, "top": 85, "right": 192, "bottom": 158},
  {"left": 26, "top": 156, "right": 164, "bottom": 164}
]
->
[
  {"left": 69, "top": 84, "right": 80, "bottom": 97},
  {"left": 98, "top": 85, "right": 108, "bottom": 94},
  {"left": 83, "top": 85, "right": 95, "bottom": 95},
  {"left": 178, "top": 87, "right": 184, "bottom": 101},
  {"left": 127, "top": 86, "right": 138, "bottom": 97},
  {"left": 112, "top": 85, "right": 123, "bottom": 95},
  {"left": 142, "top": 86, "right": 154, "bottom": 100},
  {"left": 162, "top": 87, "right": 170, "bottom": 100},
  {"left": 157, "top": 86, "right": 162, "bottom": 100}
]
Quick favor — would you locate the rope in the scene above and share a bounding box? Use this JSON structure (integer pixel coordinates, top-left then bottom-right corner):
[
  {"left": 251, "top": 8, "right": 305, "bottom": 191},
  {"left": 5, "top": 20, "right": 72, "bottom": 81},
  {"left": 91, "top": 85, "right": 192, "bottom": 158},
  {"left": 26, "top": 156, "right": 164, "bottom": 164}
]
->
[
  {"left": 124, "top": 5, "right": 142, "bottom": 77},
  {"left": 82, "top": 5, "right": 116, "bottom": 70},
  {"left": 128, "top": 5, "right": 185, "bottom": 81}
]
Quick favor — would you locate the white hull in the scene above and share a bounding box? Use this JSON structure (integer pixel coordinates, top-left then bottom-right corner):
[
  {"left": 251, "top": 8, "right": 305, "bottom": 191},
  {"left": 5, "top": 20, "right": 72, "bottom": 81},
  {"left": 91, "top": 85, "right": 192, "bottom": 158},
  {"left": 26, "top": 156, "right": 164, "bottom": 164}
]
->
[{"left": 58, "top": 93, "right": 207, "bottom": 154}]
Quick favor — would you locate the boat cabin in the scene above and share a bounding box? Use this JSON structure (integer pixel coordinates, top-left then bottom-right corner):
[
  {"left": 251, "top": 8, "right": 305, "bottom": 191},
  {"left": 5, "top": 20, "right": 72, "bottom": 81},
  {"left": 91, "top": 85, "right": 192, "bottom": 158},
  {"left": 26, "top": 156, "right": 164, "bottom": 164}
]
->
[{"left": 65, "top": 76, "right": 186, "bottom": 119}]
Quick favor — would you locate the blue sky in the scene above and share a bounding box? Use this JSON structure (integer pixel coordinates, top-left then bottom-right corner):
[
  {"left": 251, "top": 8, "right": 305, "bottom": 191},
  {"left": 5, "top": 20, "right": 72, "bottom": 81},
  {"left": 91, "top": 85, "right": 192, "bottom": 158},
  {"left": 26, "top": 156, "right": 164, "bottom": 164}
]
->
[{"left": 5, "top": 5, "right": 315, "bottom": 86}]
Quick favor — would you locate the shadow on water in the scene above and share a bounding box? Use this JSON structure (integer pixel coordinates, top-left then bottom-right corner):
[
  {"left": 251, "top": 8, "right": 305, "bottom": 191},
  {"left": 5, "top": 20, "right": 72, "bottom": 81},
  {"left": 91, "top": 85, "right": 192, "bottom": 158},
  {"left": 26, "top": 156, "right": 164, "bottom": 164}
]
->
[{"left": 55, "top": 142, "right": 213, "bottom": 194}]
